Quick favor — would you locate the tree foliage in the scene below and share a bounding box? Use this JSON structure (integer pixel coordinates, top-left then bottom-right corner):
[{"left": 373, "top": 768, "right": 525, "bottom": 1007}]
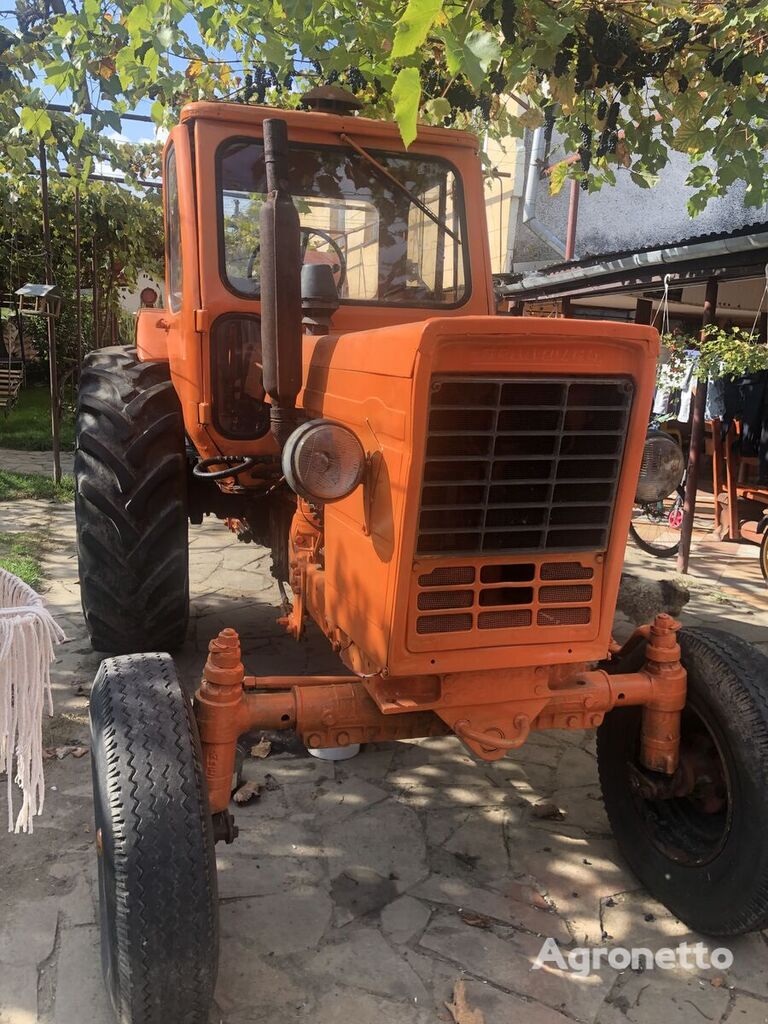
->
[
  {"left": 0, "top": 173, "right": 163, "bottom": 380},
  {"left": 662, "top": 324, "right": 768, "bottom": 384},
  {"left": 0, "top": 1, "right": 766, "bottom": 213}
]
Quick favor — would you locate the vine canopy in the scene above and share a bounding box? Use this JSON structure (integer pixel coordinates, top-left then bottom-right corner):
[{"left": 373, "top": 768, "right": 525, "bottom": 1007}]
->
[{"left": 1, "top": 0, "right": 767, "bottom": 214}]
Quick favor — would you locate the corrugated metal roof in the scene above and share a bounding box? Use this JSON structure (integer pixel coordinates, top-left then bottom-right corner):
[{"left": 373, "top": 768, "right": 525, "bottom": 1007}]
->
[{"left": 526, "top": 220, "right": 768, "bottom": 279}]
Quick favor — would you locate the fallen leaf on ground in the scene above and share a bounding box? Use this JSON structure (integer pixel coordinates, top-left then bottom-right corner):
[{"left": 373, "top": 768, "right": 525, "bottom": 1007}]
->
[
  {"left": 233, "top": 781, "right": 261, "bottom": 805},
  {"left": 445, "top": 979, "right": 485, "bottom": 1024},
  {"left": 459, "top": 910, "right": 493, "bottom": 929},
  {"left": 507, "top": 881, "right": 551, "bottom": 909},
  {"left": 52, "top": 745, "right": 88, "bottom": 760},
  {"left": 250, "top": 738, "right": 272, "bottom": 758},
  {"left": 710, "top": 977, "right": 724, "bottom": 988},
  {"left": 531, "top": 801, "right": 566, "bottom": 820}
]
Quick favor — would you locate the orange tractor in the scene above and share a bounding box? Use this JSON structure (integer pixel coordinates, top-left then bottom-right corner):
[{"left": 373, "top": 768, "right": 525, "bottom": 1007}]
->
[{"left": 77, "top": 91, "right": 768, "bottom": 1023}]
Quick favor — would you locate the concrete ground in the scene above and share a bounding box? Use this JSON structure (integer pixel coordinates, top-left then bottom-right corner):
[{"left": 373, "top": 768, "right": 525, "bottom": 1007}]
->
[{"left": 2, "top": 481, "right": 768, "bottom": 1024}]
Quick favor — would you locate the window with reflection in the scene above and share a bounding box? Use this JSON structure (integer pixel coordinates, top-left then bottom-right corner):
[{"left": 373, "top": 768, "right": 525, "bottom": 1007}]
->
[
  {"left": 218, "top": 138, "right": 468, "bottom": 308},
  {"left": 165, "top": 146, "right": 182, "bottom": 312}
]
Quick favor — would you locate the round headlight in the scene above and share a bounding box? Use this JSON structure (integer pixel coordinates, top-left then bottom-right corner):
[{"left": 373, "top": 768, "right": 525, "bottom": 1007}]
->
[
  {"left": 635, "top": 431, "right": 685, "bottom": 504},
  {"left": 282, "top": 419, "right": 365, "bottom": 503}
]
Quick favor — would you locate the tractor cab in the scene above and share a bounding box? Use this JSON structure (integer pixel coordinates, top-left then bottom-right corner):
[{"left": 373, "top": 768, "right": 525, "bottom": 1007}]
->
[{"left": 137, "top": 99, "right": 494, "bottom": 460}]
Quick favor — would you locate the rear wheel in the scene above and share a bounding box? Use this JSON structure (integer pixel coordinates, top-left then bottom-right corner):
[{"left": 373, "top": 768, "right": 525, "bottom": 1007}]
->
[
  {"left": 75, "top": 345, "right": 189, "bottom": 653},
  {"left": 598, "top": 628, "right": 768, "bottom": 935},
  {"left": 90, "top": 653, "right": 219, "bottom": 1024}
]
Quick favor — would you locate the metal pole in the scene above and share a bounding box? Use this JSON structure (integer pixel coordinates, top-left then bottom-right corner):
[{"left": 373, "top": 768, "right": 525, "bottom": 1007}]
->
[
  {"left": 74, "top": 186, "right": 82, "bottom": 381},
  {"left": 39, "top": 140, "right": 62, "bottom": 484},
  {"left": 564, "top": 179, "right": 580, "bottom": 261},
  {"left": 676, "top": 276, "right": 719, "bottom": 573}
]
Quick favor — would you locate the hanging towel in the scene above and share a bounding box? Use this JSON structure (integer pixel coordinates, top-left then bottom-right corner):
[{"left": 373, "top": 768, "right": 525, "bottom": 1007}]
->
[{"left": 0, "top": 570, "right": 65, "bottom": 833}]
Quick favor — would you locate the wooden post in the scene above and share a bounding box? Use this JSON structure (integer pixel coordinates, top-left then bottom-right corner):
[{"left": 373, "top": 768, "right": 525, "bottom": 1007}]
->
[
  {"left": 676, "top": 276, "right": 718, "bottom": 573},
  {"left": 711, "top": 418, "right": 725, "bottom": 532},
  {"left": 74, "top": 186, "right": 83, "bottom": 381},
  {"left": 724, "top": 422, "right": 741, "bottom": 541},
  {"left": 92, "top": 234, "right": 99, "bottom": 349},
  {"left": 39, "top": 140, "right": 62, "bottom": 485},
  {"left": 634, "top": 297, "right": 653, "bottom": 325}
]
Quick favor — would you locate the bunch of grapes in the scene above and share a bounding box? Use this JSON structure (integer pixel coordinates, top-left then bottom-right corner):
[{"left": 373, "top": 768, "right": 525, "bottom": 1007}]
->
[
  {"left": 575, "top": 42, "right": 593, "bottom": 86},
  {"left": 345, "top": 67, "right": 367, "bottom": 93},
  {"left": 543, "top": 104, "right": 555, "bottom": 145},
  {"left": 596, "top": 128, "right": 618, "bottom": 157},
  {"left": 664, "top": 17, "right": 691, "bottom": 52},
  {"left": 553, "top": 34, "right": 575, "bottom": 78},
  {"left": 245, "top": 68, "right": 268, "bottom": 103},
  {"left": 722, "top": 56, "right": 744, "bottom": 86},
  {"left": 500, "top": 0, "right": 517, "bottom": 43},
  {"left": 423, "top": 58, "right": 449, "bottom": 98},
  {"left": 445, "top": 79, "right": 479, "bottom": 113},
  {"left": 578, "top": 122, "right": 592, "bottom": 172},
  {"left": 488, "top": 68, "right": 506, "bottom": 94},
  {"left": 480, "top": 0, "right": 497, "bottom": 22}
]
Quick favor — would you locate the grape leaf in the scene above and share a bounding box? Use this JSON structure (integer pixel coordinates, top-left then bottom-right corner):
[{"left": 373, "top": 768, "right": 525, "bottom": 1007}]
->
[
  {"left": 392, "top": 66, "right": 421, "bottom": 148},
  {"left": 392, "top": 0, "right": 443, "bottom": 59}
]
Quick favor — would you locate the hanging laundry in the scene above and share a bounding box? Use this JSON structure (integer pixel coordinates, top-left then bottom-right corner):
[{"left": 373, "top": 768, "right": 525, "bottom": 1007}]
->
[{"left": 653, "top": 350, "right": 699, "bottom": 423}]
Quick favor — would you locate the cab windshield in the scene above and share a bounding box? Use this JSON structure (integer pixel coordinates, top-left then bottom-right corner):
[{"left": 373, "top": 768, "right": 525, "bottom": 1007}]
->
[{"left": 217, "top": 138, "right": 469, "bottom": 308}]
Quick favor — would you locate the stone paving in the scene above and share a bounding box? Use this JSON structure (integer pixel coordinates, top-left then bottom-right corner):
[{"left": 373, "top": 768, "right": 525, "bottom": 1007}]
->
[{"left": 1, "top": 481, "right": 768, "bottom": 1024}]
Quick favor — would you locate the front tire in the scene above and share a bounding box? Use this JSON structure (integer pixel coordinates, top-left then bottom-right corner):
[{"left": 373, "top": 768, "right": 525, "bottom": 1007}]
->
[
  {"left": 75, "top": 345, "right": 189, "bottom": 653},
  {"left": 598, "top": 628, "right": 768, "bottom": 935},
  {"left": 90, "top": 653, "right": 219, "bottom": 1023}
]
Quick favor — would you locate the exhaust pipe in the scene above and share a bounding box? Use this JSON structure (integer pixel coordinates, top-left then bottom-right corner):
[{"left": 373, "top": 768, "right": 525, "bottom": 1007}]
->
[{"left": 259, "top": 118, "right": 302, "bottom": 447}]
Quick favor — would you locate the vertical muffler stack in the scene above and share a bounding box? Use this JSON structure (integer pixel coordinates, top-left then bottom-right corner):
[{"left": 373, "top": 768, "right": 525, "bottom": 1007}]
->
[{"left": 259, "top": 118, "right": 303, "bottom": 447}]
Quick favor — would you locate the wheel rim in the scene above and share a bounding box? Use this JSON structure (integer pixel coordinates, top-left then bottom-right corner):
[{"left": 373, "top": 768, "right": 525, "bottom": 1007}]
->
[
  {"left": 630, "top": 699, "right": 732, "bottom": 866},
  {"left": 631, "top": 492, "right": 683, "bottom": 553}
]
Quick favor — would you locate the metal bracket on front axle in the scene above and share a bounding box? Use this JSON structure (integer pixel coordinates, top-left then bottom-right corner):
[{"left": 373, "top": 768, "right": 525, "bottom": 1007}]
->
[{"left": 194, "top": 615, "right": 687, "bottom": 820}]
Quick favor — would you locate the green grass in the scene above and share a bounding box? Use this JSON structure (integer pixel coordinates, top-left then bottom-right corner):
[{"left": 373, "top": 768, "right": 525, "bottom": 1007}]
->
[
  {"left": 0, "top": 531, "right": 48, "bottom": 589},
  {"left": 0, "top": 470, "right": 75, "bottom": 502},
  {"left": 0, "top": 387, "right": 75, "bottom": 452}
]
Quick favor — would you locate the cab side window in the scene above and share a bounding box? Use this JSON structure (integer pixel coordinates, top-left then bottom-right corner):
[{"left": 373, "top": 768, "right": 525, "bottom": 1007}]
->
[{"left": 166, "top": 146, "right": 182, "bottom": 312}]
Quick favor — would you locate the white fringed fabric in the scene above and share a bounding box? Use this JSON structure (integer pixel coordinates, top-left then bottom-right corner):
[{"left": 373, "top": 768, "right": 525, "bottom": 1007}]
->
[{"left": 0, "top": 569, "right": 65, "bottom": 833}]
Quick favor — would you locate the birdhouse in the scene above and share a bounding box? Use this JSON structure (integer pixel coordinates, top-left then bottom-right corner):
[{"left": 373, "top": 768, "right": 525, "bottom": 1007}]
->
[{"left": 14, "top": 283, "right": 62, "bottom": 319}]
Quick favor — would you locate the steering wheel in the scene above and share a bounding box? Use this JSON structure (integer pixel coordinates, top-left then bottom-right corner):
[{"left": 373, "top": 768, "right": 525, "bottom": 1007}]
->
[
  {"left": 246, "top": 226, "right": 347, "bottom": 292},
  {"left": 380, "top": 260, "right": 436, "bottom": 302}
]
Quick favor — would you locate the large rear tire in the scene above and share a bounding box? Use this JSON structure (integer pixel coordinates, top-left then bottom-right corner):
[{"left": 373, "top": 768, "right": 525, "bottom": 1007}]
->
[
  {"left": 75, "top": 345, "right": 189, "bottom": 653},
  {"left": 90, "top": 653, "right": 219, "bottom": 1024},
  {"left": 598, "top": 628, "right": 768, "bottom": 935}
]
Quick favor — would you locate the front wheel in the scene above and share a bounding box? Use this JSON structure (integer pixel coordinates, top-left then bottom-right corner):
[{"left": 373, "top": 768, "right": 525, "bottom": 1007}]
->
[
  {"left": 598, "top": 628, "right": 768, "bottom": 936},
  {"left": 90, "top": 653, "right": 219, "bottom": 1023},
  {"left": 629, "top": 485, "right": 684, "bottom": 558}
]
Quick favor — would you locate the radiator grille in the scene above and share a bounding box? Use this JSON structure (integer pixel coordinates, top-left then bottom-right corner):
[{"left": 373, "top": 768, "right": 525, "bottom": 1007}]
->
[
  {"left": 417, "top": 375, "right": 633, "bottom": 557},
  {"left": 413, "top": 559, "right": 594, "bottom": 636}
]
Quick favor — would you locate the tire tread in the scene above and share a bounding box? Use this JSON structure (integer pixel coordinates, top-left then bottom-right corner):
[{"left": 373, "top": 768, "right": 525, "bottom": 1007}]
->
[{"left": 75, "top": 346, "right": 189, "bottom": 653}]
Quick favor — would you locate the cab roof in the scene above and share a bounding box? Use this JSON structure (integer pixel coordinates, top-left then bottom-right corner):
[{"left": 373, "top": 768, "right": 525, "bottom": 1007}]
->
[{"left": 179, "top": 101, "right": 480, "bottom": 152}]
